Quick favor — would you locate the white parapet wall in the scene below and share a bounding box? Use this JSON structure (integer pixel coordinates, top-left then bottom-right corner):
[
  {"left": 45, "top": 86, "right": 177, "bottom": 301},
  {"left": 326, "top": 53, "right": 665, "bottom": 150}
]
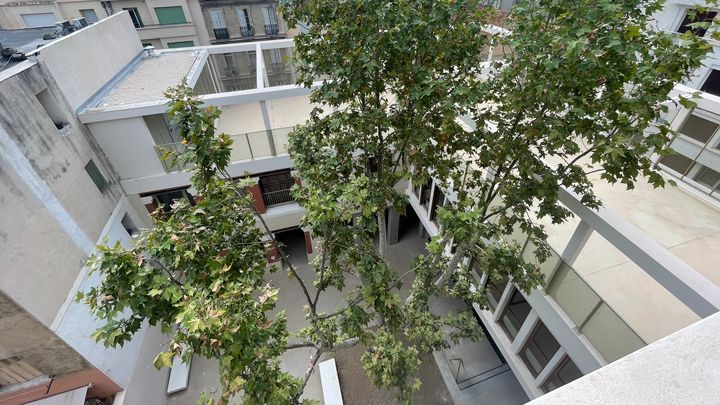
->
[{"left": 527, "top": 312, "right": 720, "bottom": 404}]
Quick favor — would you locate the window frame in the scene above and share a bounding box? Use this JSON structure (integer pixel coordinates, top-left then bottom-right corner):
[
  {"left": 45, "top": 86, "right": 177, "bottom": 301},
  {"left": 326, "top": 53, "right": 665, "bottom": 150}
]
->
[
  {"left": 123, "top": 8, "right": 144, "bottom": 28},
  {"left": 85, "top": 160, "right": 110, "bottom": 193},
  {"left": 518, "top": 320, "right": 562, "bottom": 378},
  {"left": 498, "top": 287, "right": 532, "bottom": 340}
]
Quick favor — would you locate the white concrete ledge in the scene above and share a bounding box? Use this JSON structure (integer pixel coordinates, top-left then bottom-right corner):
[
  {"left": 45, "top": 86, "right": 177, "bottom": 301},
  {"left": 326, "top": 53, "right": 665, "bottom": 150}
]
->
[
  {"left": 319, "top": 358, "right": 344, "bottom": 405},
  {"left": 527, "top": 312, "right": 720, "bottom": 404}
]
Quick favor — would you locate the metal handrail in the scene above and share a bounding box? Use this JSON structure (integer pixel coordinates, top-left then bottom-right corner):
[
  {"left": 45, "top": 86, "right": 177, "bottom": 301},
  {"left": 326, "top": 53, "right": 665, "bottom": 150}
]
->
[
  {"left": 264, "top": 23, "right": 279, "bottom": 36},
  {"left": 261, "top": 187, "right": 294, "bottom": 207}
]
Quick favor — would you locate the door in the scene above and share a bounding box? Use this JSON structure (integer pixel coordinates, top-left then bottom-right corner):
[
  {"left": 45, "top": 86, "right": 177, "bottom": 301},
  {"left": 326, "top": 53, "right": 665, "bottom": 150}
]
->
[
  {"left": 21, "top": 13, "right": 56, "bottom": 27},
  {"left": 261, "top": 7, "right": 277, "bottom": 35}
]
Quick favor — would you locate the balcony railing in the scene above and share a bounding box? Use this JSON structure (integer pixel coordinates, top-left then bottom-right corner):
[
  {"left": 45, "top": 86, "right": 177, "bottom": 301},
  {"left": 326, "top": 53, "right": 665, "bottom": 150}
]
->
[
  {"left": 508, "top": 230, "right": 647, "bottom": 363},
  {"left": 214, "top": 28, "right": 229, "bottom": 40},
  {"left": 264, "top": 23, "right": 279, "bottom": 36},
  {"left": 154, "top": 126, "right": 294, "bottom": 173},
  {"left": 262, "top": 187, "right": 294, "bottom": 207},
  {"left": 240, "top": 26, "right": 254, "bottom": 38}
]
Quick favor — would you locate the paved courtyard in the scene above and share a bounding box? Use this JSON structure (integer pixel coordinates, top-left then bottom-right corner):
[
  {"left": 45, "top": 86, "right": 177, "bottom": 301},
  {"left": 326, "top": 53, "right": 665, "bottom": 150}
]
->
[{"left": 167, "top": 211, "right": 528, "bottom": 404}]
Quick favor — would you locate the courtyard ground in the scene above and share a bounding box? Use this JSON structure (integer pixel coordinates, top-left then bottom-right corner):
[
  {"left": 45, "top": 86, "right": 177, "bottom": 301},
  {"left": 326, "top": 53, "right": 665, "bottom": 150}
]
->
[{"left": 167, "top": 211, "right": 528, "bottom": 405}]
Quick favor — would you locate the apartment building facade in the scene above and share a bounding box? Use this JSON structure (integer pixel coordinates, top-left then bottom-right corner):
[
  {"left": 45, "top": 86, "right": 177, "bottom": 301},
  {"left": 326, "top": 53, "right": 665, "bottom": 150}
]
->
[
  {"left": 199, "top": 0, "right": 291, "bottom": 44},
  {"left": 0, "top": 1, "right": 719, "bottom": 404},
  {"left": 0, "top": 0, "right": 210, "bottom": 48}
]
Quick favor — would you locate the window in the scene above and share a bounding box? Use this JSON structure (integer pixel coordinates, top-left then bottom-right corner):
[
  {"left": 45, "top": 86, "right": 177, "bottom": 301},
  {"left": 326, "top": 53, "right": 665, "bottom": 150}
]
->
[
  {"left": 259, "top": 171, "right": 295, "bottom": 207},
  {"left": 417, "top": 182, "right": 431, "bottom": 208},
  {"left": 36, "top": 89, "right": 68, "bottom": 131},
  {"left": 85, "top": 160, "right": 109, "bottom": 192},
  {"left": 236, "top": 8, "right": 253, "bottom": 37},
  {"left": 541, "top": 356, "right": 582, "bottom": 393},
  {"left": 520, "top": 321, "right": 561, "bottom": 377},
  {"left": 659, "top": 154, "right": 694, "bottom": 175},
  {"left": 80, "top": 9, "right": 99, "bottom": 23},
  {"left": 484, "top": 272, "right": 509, "bottom": 312},
  {"left": 268, "top": 48, "right": 283, "bottom": 72},
  {"left": 692, "top": 164, "right": 720, "bottom": 189},
  {"left": 429, "top": 187, "right": 445, "bottom": 222},
  {"left": 155, "top": 6, "right": 187, "bottom": 25},
  {"left": 209, "top": 10, "right": 229, "bottom": 39},
  {"left": 167, "top": 41, "right": 195, "bottom": 49},
  {"left": 123, "top": 8, "right": 143, "bottom": 28},
  {"left": 701, "top": 69, "right": 720, "bottom": 97},
  {"left": 261, "top": 6, "right": 278, "bottom": 35},
  {"left": 678, "top": 114, "right": 718, "bottom": 144},
  {"left": 121, "top": 213, "right": 139, "bottom": 236},
  {"left": 499, "top": 288, "right": 531, "bottom": 340},
  {"left": 677, "top": 9, "right": 717, "bottom": 37}
]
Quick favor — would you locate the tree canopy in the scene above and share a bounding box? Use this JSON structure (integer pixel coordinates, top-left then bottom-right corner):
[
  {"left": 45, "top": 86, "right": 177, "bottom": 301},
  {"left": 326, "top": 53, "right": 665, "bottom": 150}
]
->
[{"left": 80, "top": 0, "right": 714, "bottom": 404}]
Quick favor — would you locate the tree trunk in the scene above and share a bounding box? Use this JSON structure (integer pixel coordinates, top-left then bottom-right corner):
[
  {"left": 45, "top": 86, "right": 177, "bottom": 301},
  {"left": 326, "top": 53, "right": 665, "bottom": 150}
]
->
[{"left": 378, "top": 209, "right": 387, "bottom": 259}]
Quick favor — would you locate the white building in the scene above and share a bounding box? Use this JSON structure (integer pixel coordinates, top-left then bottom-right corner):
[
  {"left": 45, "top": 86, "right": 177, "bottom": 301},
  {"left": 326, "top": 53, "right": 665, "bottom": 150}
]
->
[{"left": 0, "top": 1, "right": 719, "bottom": 403}]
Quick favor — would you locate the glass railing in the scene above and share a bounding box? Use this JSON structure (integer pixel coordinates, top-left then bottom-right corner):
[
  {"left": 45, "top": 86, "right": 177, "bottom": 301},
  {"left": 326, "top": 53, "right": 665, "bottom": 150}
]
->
[
  {"left": 154, "top": 126, "right": 294, "bottom": 172},
  {"left": 507, "top": 231, "right": 647, "bottom": 363}
]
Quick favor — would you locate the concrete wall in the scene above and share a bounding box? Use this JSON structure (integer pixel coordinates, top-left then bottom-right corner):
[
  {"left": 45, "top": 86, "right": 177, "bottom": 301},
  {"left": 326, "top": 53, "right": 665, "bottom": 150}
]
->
[
  {"left": 0, "top": 293, "right": 89, "bottom": 381},
  {"left": 34, "top": 12, "right": 142, "bottom": 110},
  {"left": 0, "top": 63, "right": 121, "bottom": 325},
  {"left": 87, "top": 117, "right": 167, "bottom": 181}
]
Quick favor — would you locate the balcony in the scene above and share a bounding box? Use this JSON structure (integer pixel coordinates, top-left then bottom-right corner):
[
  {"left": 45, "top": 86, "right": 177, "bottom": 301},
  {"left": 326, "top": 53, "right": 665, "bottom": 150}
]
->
[
  {"left": 259, "top": 170, "right": 295, "bottom": 208},
  {"left": 214, "top": 28, "right": 229, "bottom": 40},
  {"left": 240, "top": 26, "right": 254, "bottom": 38},
  {"left": 154, "top": 127, "right": 294, "bottom": 173},
  {"left": 264, "top": 23, "right": 279, "bottom": 36}
]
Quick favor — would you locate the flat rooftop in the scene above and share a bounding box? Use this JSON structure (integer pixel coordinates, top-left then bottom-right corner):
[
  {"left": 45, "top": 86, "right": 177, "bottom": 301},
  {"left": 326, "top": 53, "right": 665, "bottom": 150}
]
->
[{"left": 84, "top": 49, "right": 204, "bottom": 112}]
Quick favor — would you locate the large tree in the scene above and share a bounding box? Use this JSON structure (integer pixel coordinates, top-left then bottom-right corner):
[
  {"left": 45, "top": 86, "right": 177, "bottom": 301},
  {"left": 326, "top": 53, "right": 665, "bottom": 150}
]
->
[{"left": 80, "top": 0, "right": 714, "bottom": 404}]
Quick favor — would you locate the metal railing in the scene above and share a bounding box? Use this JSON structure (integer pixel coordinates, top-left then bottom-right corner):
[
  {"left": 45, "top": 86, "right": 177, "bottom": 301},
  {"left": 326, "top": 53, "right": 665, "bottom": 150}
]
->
[
  {"left": 509, "top": 231, "right": 647, "bottom": 363},
  {"left": 264, "top": 23, "right": 279, "bottom": 36},
  {"left": 262, "top": 187, "right": 294, "bottom": 207},
  {"left": 240, "top": 26, "right": 254, "bottom": 38},
  {"left": 214, "top": 28, "right": 229, "bottom": 40},
  {"left": 153, "top": 126, "right": 294, "bottom": 173}
]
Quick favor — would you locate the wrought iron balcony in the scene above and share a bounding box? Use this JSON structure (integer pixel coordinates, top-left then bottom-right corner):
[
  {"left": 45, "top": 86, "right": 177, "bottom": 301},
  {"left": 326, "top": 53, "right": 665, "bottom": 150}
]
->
[
  {"left": 264, "top": 23, "right": 279, "bottom": 36},
  {"left": 214, "top": 27, "right": 229, "bottom": 40}
]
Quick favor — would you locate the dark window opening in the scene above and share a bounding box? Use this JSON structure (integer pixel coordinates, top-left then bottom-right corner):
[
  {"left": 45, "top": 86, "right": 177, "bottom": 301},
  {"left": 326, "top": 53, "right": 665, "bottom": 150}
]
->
[
  {"left": 677, "top": 9, "right": 717, "bottom": 37},
  {"left": 85, "top": 160, "right": 109, "bottom": 192},
  {"left": 678, "top": 114, "right": 718, "bottom": 144},
  {"left": 659, "top": 154, "right": 694, "bottom": 175},
  {"left": 36, "top": 89, "right": 68, "bottom": 131},
  {"left": 499, "top": 288, "right": 531, "bottom": 340},
  {"left": 151, "top": 189, "right": 195, "bottom": 213},
  {"left": 121, "top": 213, "right": 139, "bottom": 236},
  {"left": 701, "top": 69, "right": 720, "bottom": 97},
  {"left": 429, "top": 187, "right": 446, "bottom": 222},
  {"left": 541, "top": 356, "right": 583, "bottom": 393},
  {"left": 484, "top": 271, "right": 509, "bottom": 312},
  {"left": 123, "top": 8, "right": 143, "bottom": 28},
  {"left": 520, "top": 321, "right": 561, "bottom": 377},
  {"left": 692, "top": 164, "right": 720, "bottom": 189}
]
